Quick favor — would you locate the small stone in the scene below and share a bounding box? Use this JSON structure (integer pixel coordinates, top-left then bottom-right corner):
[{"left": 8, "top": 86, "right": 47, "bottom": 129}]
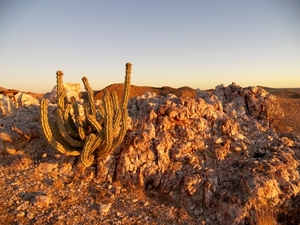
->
[
  {"left": 5, "top": 143, "right": 17, "bottom": 155},
  {"left": 34, "top": 195, "right": 51, "bottom": 208},
  {"left": 58, "top": 163, "right": 72, "bottom": 175},
  {"left": 115, "top": 186, "right": 121, "bottom": 195},
  {"left": 27, "top": 211, "right": 34, "bottom": 219},
  {"left": 99, "top": 203, "right": 112, "bottom": 214},
  {"left": 42, "top": 153, "right": 47, "bottom": 158},
  {"left": 37, "top": 162, "right": 58, "bottom": 174},
  {"left": 16, "top": 211, "right": 25, "bottom": 217},
  {"left": 58, "top": 215, "right": 64, "bottom": 220}
]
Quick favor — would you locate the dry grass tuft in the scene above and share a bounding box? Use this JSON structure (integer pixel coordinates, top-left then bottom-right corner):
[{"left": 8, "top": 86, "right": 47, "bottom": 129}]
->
[{"left": 255, "top": 206, "right": 277, "bottom": 225}]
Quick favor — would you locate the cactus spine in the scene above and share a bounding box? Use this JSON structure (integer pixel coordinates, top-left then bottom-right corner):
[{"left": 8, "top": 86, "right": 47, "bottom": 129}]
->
[{"left": 40, "top": 63, "right": 132, "bottom": 167}]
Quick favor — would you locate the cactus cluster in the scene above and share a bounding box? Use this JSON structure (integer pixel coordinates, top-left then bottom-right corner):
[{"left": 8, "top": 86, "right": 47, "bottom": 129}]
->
[{"left": 40, "top": 63, "right": 131, "bottom": 167}]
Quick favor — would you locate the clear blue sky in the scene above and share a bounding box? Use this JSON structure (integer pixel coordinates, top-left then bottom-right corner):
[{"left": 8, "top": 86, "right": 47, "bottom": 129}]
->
[{"left": 0, "top": 1, "right": 299, "bottom": 93}]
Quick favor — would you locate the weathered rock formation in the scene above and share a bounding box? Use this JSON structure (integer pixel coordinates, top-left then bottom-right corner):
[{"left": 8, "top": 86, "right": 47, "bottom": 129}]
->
[
  {"left": 99, "top": 83, "right": 299, "bottom": 224},
  {"left": 0, "top": 83, "right": 299, "bottom": 224}
]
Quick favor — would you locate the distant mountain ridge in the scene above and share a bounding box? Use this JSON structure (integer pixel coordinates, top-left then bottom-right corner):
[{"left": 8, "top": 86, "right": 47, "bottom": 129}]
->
[{"left": 1, "top": 84, "right": 300, "bottom": 101}]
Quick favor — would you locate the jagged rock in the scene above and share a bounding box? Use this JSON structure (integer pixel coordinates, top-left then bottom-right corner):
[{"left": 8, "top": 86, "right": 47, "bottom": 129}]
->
[
  {"left": 99, "top": 203, "right": 112, "bottom": 214},
  {"left": 37, "top": 162, "right": 58, "bottom": 174},
  {"left": 34, "top": 195, "right": 51, "bottom": 208}
]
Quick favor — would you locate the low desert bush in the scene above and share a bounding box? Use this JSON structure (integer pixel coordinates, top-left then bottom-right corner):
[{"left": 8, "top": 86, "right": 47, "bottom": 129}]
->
[{"left": 254, "top": 206, "right": 277, "bottom": 225}]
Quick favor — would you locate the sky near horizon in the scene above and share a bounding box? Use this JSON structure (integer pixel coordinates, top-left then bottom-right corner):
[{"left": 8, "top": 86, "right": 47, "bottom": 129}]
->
[{"left": 0, "top": 1, "right": 299, "bottom": 93}]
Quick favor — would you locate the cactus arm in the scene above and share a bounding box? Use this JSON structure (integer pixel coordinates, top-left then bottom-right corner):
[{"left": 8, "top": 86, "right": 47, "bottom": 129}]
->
[
  {"left": 70, "top": 97, "right": 86, "bottom": 140},
  {"left": 55, "top": 73, "right": 85, "bottom": 148},
  {"left": 121, "top": 63, "right": 131, "bottom": 109},
  {"left": 110, "top": 63, "right": 131, "bottom": 148},
  {"left": 80, "top": 133, "right": 98, "bottom": 167},
  {"left": 63, "top": 104, "right": 81, "bottom": 139},
  {"left": 95, "top": 94, "right": 114, "bottom": 158},
  {"left": 0, "top": 102, "right": 5, "bottom": 115},
  {"left": 97, "top": 103, "right": 105, "bottom": 118},
  {"left": 56, "top": 71, "right": 65, "bottom": 95},
  {"left": 82, "top": 76, "right": 96, "bottom": 117},
  {"left": 111, "top": 91, "right": 119, "bottom": 115},
  {"left": 112, "top": 109, "right": 128, "bottom": 149},
  {"left": 56, "top": 106, "right": 84, "bottom": 148},
  {"left": 87, "top": 114, "right": 103, "bottom": 132},
  {"left": 40, "top": 99, "right": 80, "bottom": 156}
]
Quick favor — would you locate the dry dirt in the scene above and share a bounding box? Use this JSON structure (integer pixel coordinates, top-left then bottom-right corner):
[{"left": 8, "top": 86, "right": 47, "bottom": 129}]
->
[{"left": 0, "top": 85, "right": 300, "bottom": 225}]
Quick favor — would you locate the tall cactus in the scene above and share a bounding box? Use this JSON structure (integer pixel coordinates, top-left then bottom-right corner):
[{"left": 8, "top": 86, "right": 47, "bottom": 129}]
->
[{"left": 40, "top": 63, "right": 132, "bottom": 167}]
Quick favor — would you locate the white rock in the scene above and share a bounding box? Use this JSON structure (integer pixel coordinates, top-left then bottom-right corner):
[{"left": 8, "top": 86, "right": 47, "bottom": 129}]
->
[
  {"left": 48, "top": 83, "right": 81, "bottom": 103},
  {"left": 99, "top": 203, "right": 112, "bottom": 214},
  {"left": 15, "top": 92, "right": 39, "bottom": 106},
  {"left": 0, "top": 94, "right": 16, "bottom": 115},
  {"left": 34, "top": 195, "right": 51, "bottom": 208}
]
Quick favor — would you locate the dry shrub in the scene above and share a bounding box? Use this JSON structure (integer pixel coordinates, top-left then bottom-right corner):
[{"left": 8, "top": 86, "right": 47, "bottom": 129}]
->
[
  {"left": 254, "top": 206, "right": 277, "bottom": 225},
  {"left": 264, "top": 97, "right": 284, "bottom": 129}
]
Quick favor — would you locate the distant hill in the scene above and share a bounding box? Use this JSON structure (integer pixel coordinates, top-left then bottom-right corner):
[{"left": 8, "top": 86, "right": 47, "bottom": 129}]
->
[
  {"left": 82, "top": 84, "right": 198, "bottom": 101},
  {"left": 1, "top": 84, "right": 300, "bottom": 101},
  {"left": 0, "top": 86, "right": 8, "bottom": 92}
]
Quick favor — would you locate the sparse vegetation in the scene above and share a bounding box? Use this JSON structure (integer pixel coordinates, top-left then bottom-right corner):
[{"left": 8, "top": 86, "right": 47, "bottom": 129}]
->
[
  {"left": 40, "top": 63, "right": 131, "bottom": 167},
  {"left": 254, "top": 206, "right": 277, "bottom": 225},
  {"left": 264, "top": 95, "right": 284, "bottom": 129}
]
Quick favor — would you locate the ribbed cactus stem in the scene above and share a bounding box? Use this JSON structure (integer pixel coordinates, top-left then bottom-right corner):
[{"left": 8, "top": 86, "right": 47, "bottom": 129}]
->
[
  {"left": 0, "top": 102, "right": 5, "bottom": 116},
  {"left": 63, "top": 104, "right": 80, "bottom": 139},
  {"left": 56, "top": 71, "right": 64, "bottom": 94},
  {"left": 122, "top": 63, "right": 132, "bottom": 109},
  {"left": 98, "top": 94, "right": 114, "bottom": 155},
  {"left": 81, "top": 133, "right": 98, "bottom": 167},
  {"left": 6, "top": 97, "right": 11, "bottom": 114},
  {"left": 40, "top": 63, "right": 131, "bottom": 168},
  {"left": 82, "top": 76, "right": 96, "bottom": 117},
  {"left": 40, "top": 99, "right": 81, "bottom": 156}
]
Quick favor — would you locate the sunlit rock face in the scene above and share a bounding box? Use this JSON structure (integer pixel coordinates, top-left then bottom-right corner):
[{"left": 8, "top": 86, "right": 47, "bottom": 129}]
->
[
  {"left": 103, "top": 83, "right": 297, "bottom": 225},
  {"left": 48, "top": 83, "right": 81, "bottom": 103}
]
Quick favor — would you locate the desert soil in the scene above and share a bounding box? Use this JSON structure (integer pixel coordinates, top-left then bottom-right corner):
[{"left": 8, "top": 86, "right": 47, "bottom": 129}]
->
[{"left": 0, "top": 85, "right": 300, "bottom": 225}]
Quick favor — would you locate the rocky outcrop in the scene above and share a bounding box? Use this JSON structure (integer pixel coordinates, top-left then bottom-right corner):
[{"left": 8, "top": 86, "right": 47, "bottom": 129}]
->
[
  {"left": 0, "top": 83, "right": 299, "bottom": 224},
  {"left": 0, "top": 92, "right": 39, "bottom": 116},
  {"left": 100, "top": 83, "right": 299, "bottom": 224}
]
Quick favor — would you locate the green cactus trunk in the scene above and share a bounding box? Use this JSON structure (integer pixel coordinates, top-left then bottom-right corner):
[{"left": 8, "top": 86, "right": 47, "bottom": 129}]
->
[{"left": 40, "top": 63, "right": 132, "bottom": 167}]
